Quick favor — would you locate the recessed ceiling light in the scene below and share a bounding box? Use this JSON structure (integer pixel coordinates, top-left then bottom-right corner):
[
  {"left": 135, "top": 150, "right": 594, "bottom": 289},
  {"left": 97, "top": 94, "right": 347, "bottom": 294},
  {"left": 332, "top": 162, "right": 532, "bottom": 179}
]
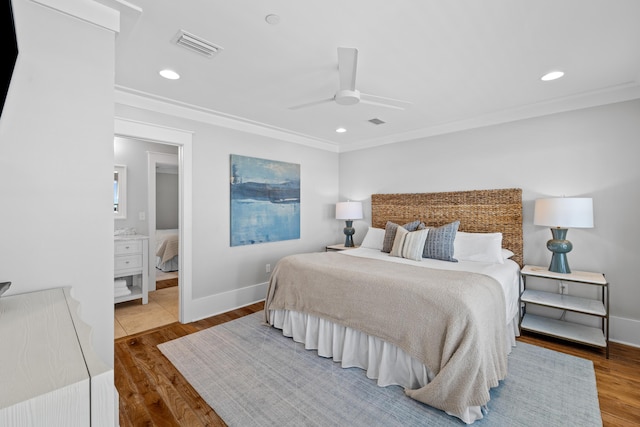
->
[
  {"left": 541, "top": 70, "right": 564, "bottom": 81},
  {"left": 159, "top": 69, "right": 180, "bottom": 80},
  {"left": 336, "top": 127, "right": 347, "bottom": 133}
]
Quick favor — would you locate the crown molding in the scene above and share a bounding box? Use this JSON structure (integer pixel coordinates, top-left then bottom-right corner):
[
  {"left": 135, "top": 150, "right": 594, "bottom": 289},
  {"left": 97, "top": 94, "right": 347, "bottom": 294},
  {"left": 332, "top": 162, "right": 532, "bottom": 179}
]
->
[
  {"left": 116, "top": 80, "right": 640, "bottom": 155},
  {"left": 115, "top": 87, "right": 340, "bottom": 153},
  {"left": 340, "top": 81, "right": 640, "bottom": 152}
]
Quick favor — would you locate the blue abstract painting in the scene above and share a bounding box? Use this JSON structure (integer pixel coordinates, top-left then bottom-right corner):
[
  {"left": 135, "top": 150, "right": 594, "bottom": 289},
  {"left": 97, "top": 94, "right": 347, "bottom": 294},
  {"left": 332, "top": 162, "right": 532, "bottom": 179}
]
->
[{"left": 230, "top": 155, "right": 300, "bottom": 246}]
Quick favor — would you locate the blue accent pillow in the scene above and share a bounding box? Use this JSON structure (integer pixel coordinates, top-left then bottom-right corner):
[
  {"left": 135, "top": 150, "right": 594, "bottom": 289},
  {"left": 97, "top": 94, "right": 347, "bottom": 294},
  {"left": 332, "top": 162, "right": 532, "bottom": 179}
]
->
[{"left": 422, "top": 220, "right": 460, "bottom": 262}]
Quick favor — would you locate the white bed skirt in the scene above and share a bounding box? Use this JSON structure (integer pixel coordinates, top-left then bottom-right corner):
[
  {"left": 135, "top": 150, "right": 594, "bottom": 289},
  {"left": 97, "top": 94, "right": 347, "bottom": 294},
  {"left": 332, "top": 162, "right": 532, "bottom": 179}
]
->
[{"left": 268, "top": 309, "right": 519, "bottom": 424}]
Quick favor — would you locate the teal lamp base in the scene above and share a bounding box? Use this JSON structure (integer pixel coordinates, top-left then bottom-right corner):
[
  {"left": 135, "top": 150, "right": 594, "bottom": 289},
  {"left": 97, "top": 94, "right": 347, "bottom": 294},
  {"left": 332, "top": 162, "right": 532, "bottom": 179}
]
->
[
  {"left": 343, "top": 220, "right": 355, "bottom": 247},
  {"left": 547, "top": 228, "right": 573, "bottom": 274}
]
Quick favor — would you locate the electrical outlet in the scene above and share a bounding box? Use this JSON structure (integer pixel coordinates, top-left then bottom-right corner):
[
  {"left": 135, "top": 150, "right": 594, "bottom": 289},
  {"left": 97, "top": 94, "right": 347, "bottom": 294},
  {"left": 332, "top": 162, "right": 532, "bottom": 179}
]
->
[
  {"left": 139, "top": 211, "right": 146, "bottom": 220},
  {"left": 266, "top": 264, "right": 271, "bottom": 273}
]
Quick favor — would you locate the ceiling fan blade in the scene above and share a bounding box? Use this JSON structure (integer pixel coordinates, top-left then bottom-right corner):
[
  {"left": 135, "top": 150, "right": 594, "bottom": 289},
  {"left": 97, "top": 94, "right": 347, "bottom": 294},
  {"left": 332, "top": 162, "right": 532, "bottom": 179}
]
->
[
  {"left": 337, "top": 47, "right": 358, "bottom": 91},
  {"left": 288, "top": 97, "right": 334, "bottom": 110},
  {"left": 360, "top": 93, "right": 412, "bottom": 110}
]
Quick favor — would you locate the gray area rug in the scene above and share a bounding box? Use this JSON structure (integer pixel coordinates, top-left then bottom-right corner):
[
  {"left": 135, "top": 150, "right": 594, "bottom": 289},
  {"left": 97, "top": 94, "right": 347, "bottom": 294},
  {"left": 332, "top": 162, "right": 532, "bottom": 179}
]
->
[{"left": 158, "top": 312, "right": 602, "bottom": 426}]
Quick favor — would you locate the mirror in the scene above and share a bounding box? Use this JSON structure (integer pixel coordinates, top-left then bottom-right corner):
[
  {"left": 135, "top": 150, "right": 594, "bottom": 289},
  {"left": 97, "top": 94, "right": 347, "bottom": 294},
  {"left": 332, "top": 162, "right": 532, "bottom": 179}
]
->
[{"left": 114, "top": 165, "right": 127, "bottom": 219}]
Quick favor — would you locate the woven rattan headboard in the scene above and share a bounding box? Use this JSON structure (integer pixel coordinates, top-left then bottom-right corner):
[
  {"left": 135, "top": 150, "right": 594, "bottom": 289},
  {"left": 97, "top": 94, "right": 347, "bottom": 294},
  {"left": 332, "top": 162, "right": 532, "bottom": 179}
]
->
[{"left": 371, "top": 188, "right": 523, "bottom": 266}]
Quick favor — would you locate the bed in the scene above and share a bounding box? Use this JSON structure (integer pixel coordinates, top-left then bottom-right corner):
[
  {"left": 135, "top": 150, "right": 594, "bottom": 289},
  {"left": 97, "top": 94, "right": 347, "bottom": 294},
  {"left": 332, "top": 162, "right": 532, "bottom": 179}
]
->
[
  {"left": 264, "top": 188, "right": 523, "bottom": 424},
  {"left": 155, "top": 229, "right": 179, "bottom": 272}
]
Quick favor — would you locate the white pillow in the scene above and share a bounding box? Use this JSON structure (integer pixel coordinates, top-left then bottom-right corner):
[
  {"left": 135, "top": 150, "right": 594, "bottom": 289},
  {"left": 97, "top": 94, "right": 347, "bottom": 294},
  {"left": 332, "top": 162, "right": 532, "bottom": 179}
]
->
[
  {"left": 390, "top": 227, "right": 429, "bottom": 261},
  {"left": 501, "top": 248, "right": 515, "bottom": 260},
  {"left": 360, "top": 227, "right": 385, "bottom": 250},
  {"left": 453, "top": 231, "right": 504, "bottom": 264}
]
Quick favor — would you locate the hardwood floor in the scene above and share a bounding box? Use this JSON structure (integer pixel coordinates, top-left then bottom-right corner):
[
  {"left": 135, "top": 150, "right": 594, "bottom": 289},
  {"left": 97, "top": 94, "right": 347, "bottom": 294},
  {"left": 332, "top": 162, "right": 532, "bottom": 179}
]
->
[
  {"left": 115, "top": 302, "right": 640, "bottom": 426},
  {"left": 115, "top": 302, "right": 264, "bottom": 426}
]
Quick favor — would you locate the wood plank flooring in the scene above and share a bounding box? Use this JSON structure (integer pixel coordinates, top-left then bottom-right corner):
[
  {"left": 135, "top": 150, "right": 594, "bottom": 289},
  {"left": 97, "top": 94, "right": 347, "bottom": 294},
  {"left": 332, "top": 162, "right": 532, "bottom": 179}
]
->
[{"left": 115, "top": 302, "right": 640, "bottom": 426}]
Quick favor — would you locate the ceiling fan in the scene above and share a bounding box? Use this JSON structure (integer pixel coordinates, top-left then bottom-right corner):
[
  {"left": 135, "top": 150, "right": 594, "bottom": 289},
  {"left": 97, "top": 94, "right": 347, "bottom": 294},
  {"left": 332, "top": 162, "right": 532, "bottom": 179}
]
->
[{"left": 289, "top": 47, "right": 412, "bottom": 111}]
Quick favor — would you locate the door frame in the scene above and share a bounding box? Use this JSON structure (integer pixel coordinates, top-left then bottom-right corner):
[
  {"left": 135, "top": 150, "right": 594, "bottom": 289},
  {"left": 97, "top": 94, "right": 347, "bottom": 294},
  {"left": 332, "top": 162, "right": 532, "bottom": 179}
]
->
[{"left": 114, "top": 117, "right": 193, "bottom": 323}]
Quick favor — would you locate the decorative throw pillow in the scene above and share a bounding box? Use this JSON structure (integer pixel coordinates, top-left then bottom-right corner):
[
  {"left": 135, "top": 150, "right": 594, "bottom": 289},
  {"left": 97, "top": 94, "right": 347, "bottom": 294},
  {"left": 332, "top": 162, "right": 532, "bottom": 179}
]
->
[
  {"left": 390, "top": 227, "right": 429, "bottom": 261},
  {"left": 382, "top": 220, "right": 422, "bottom": 253},
  {"left": 360, "top": 227, "right": 385, "bottom": 250},
  {"left": 422, "top": 220, "right": 460, "bottom": 262},
  {"left": 454, "top": 231, "right": 504, "bottom": 264},
  {"left": 389, "top": 226, "right": 409, "bottom": 257}
]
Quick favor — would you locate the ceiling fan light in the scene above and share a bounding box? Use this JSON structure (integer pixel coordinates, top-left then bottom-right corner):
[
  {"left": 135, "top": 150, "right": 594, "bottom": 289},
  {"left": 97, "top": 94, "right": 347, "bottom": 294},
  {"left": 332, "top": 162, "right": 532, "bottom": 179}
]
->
[
  {"left": 541, "top": 70, "right": 564, "bottom": 81},
  {"left": 335, "top": 89, "right": 360, "bottom": 105}
]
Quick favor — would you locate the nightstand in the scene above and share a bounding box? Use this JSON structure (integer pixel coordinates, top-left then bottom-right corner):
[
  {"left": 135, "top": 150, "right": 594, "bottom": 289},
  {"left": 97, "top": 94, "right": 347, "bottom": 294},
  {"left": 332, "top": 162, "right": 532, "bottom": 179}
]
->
[
  {"left": 326, "top": 244, "right": 360, "bottom": 252},
  {"left": 519, "top": 265, "right": 609, "bottom": 358}
]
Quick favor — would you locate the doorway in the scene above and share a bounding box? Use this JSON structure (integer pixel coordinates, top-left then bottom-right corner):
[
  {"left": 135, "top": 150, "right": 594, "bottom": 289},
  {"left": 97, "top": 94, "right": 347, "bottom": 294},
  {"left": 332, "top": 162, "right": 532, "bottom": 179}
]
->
[
  {"left": 114, "top": 118, "right": 193, "bottom": 327},
  {"left": 113, "top": 141, "right": 179, "bottom": 337}
]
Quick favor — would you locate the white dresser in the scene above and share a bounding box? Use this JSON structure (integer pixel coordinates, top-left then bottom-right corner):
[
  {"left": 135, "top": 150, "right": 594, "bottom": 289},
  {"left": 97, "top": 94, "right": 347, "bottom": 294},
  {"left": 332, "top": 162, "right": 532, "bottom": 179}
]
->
[
  {"left": 0, "top": 287, "right": 114, "bottom": 426},
  {"left": 114, "top": 235, "right": 149, "bottom": 304}
]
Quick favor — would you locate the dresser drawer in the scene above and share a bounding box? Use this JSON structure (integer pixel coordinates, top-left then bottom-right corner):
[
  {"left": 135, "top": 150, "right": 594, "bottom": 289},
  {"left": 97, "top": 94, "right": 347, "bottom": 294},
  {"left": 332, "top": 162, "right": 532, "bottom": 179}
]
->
[
  {"left": 114, "top": 254, "right": 143, "bottom": 271},
  {"left": 115, "top": 240, "right": 142, "bottom": 255}
]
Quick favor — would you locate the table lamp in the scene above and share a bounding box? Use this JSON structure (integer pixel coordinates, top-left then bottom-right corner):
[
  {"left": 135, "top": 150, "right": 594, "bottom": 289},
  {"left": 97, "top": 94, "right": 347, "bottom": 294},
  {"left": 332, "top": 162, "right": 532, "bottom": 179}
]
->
[
  {"left": 335, "top": 201, "right": 363, "bottom": 247},
  {"left": 533, "top": 197, "right": 593, "bottom": 274}
]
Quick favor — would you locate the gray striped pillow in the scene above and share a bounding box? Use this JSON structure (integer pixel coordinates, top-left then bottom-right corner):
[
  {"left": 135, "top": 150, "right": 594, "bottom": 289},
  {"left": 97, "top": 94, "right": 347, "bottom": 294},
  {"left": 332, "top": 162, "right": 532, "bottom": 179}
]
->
[{"left": 382, "top": 220, "right": 422, "bottom": 253}]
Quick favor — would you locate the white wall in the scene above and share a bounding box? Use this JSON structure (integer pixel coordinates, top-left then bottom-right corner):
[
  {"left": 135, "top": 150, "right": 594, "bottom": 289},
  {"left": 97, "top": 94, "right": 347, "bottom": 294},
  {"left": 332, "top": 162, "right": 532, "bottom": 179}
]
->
[
  {"left": 115, "top": 104, "right": 340, "bottom": 317},
  {"left": 0, "top": 0, "right": 116, "bottom": 364},
  {"left": 156, "top": 172, "right": 179, "bottom": 230},
  {"left": 339, "top": 99, "right": 640, "bottom": 346}
]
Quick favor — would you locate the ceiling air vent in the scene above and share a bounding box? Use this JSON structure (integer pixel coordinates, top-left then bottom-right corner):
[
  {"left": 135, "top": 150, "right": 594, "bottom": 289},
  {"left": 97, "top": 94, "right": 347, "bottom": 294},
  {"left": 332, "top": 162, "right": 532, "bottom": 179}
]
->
[
  {"left": 172, "top": 30, "right": 223, "bottom": 58},
  {"left": 368, "top": 118, "right": 386, "bottom": 125}
]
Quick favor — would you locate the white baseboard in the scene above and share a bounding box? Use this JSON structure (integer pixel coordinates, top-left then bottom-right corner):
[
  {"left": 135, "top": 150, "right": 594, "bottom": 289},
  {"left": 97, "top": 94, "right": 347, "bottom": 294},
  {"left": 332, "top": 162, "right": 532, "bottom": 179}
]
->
[
  {"left": 609, "top": 315, "right": 640, "bottom": 348},
  {"left": 190, "top": 282, "right": 268, "bottom": 322}
]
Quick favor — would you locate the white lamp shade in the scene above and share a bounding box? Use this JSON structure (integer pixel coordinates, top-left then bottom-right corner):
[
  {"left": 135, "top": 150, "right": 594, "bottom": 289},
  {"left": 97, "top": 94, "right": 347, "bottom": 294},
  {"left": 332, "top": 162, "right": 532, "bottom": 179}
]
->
[
  {"left": 533, "top": 198, "right": 594, "bottom": 228},
  {"left": 335, "top": 201, "right": 363, "bottom": 220}
]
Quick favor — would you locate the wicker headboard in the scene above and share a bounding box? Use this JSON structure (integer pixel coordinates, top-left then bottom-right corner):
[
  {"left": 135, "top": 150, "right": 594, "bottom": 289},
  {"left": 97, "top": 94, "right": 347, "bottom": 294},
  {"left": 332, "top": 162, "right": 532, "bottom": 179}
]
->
[{"left": 371, "top": 188, "right": 523, "bottom": 266}]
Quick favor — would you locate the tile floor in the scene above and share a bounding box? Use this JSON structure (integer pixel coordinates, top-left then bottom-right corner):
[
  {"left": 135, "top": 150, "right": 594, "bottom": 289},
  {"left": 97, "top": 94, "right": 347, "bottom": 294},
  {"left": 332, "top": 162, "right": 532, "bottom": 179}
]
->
[{"left": 114, "top": 272, "right": 179, "bottom": 339}]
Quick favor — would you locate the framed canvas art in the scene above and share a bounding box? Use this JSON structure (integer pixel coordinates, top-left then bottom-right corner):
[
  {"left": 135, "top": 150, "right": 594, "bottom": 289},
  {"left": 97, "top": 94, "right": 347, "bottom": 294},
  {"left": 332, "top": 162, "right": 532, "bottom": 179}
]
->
[{"left": 230, "top": 155, "right": 300, "bottom": 246}]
